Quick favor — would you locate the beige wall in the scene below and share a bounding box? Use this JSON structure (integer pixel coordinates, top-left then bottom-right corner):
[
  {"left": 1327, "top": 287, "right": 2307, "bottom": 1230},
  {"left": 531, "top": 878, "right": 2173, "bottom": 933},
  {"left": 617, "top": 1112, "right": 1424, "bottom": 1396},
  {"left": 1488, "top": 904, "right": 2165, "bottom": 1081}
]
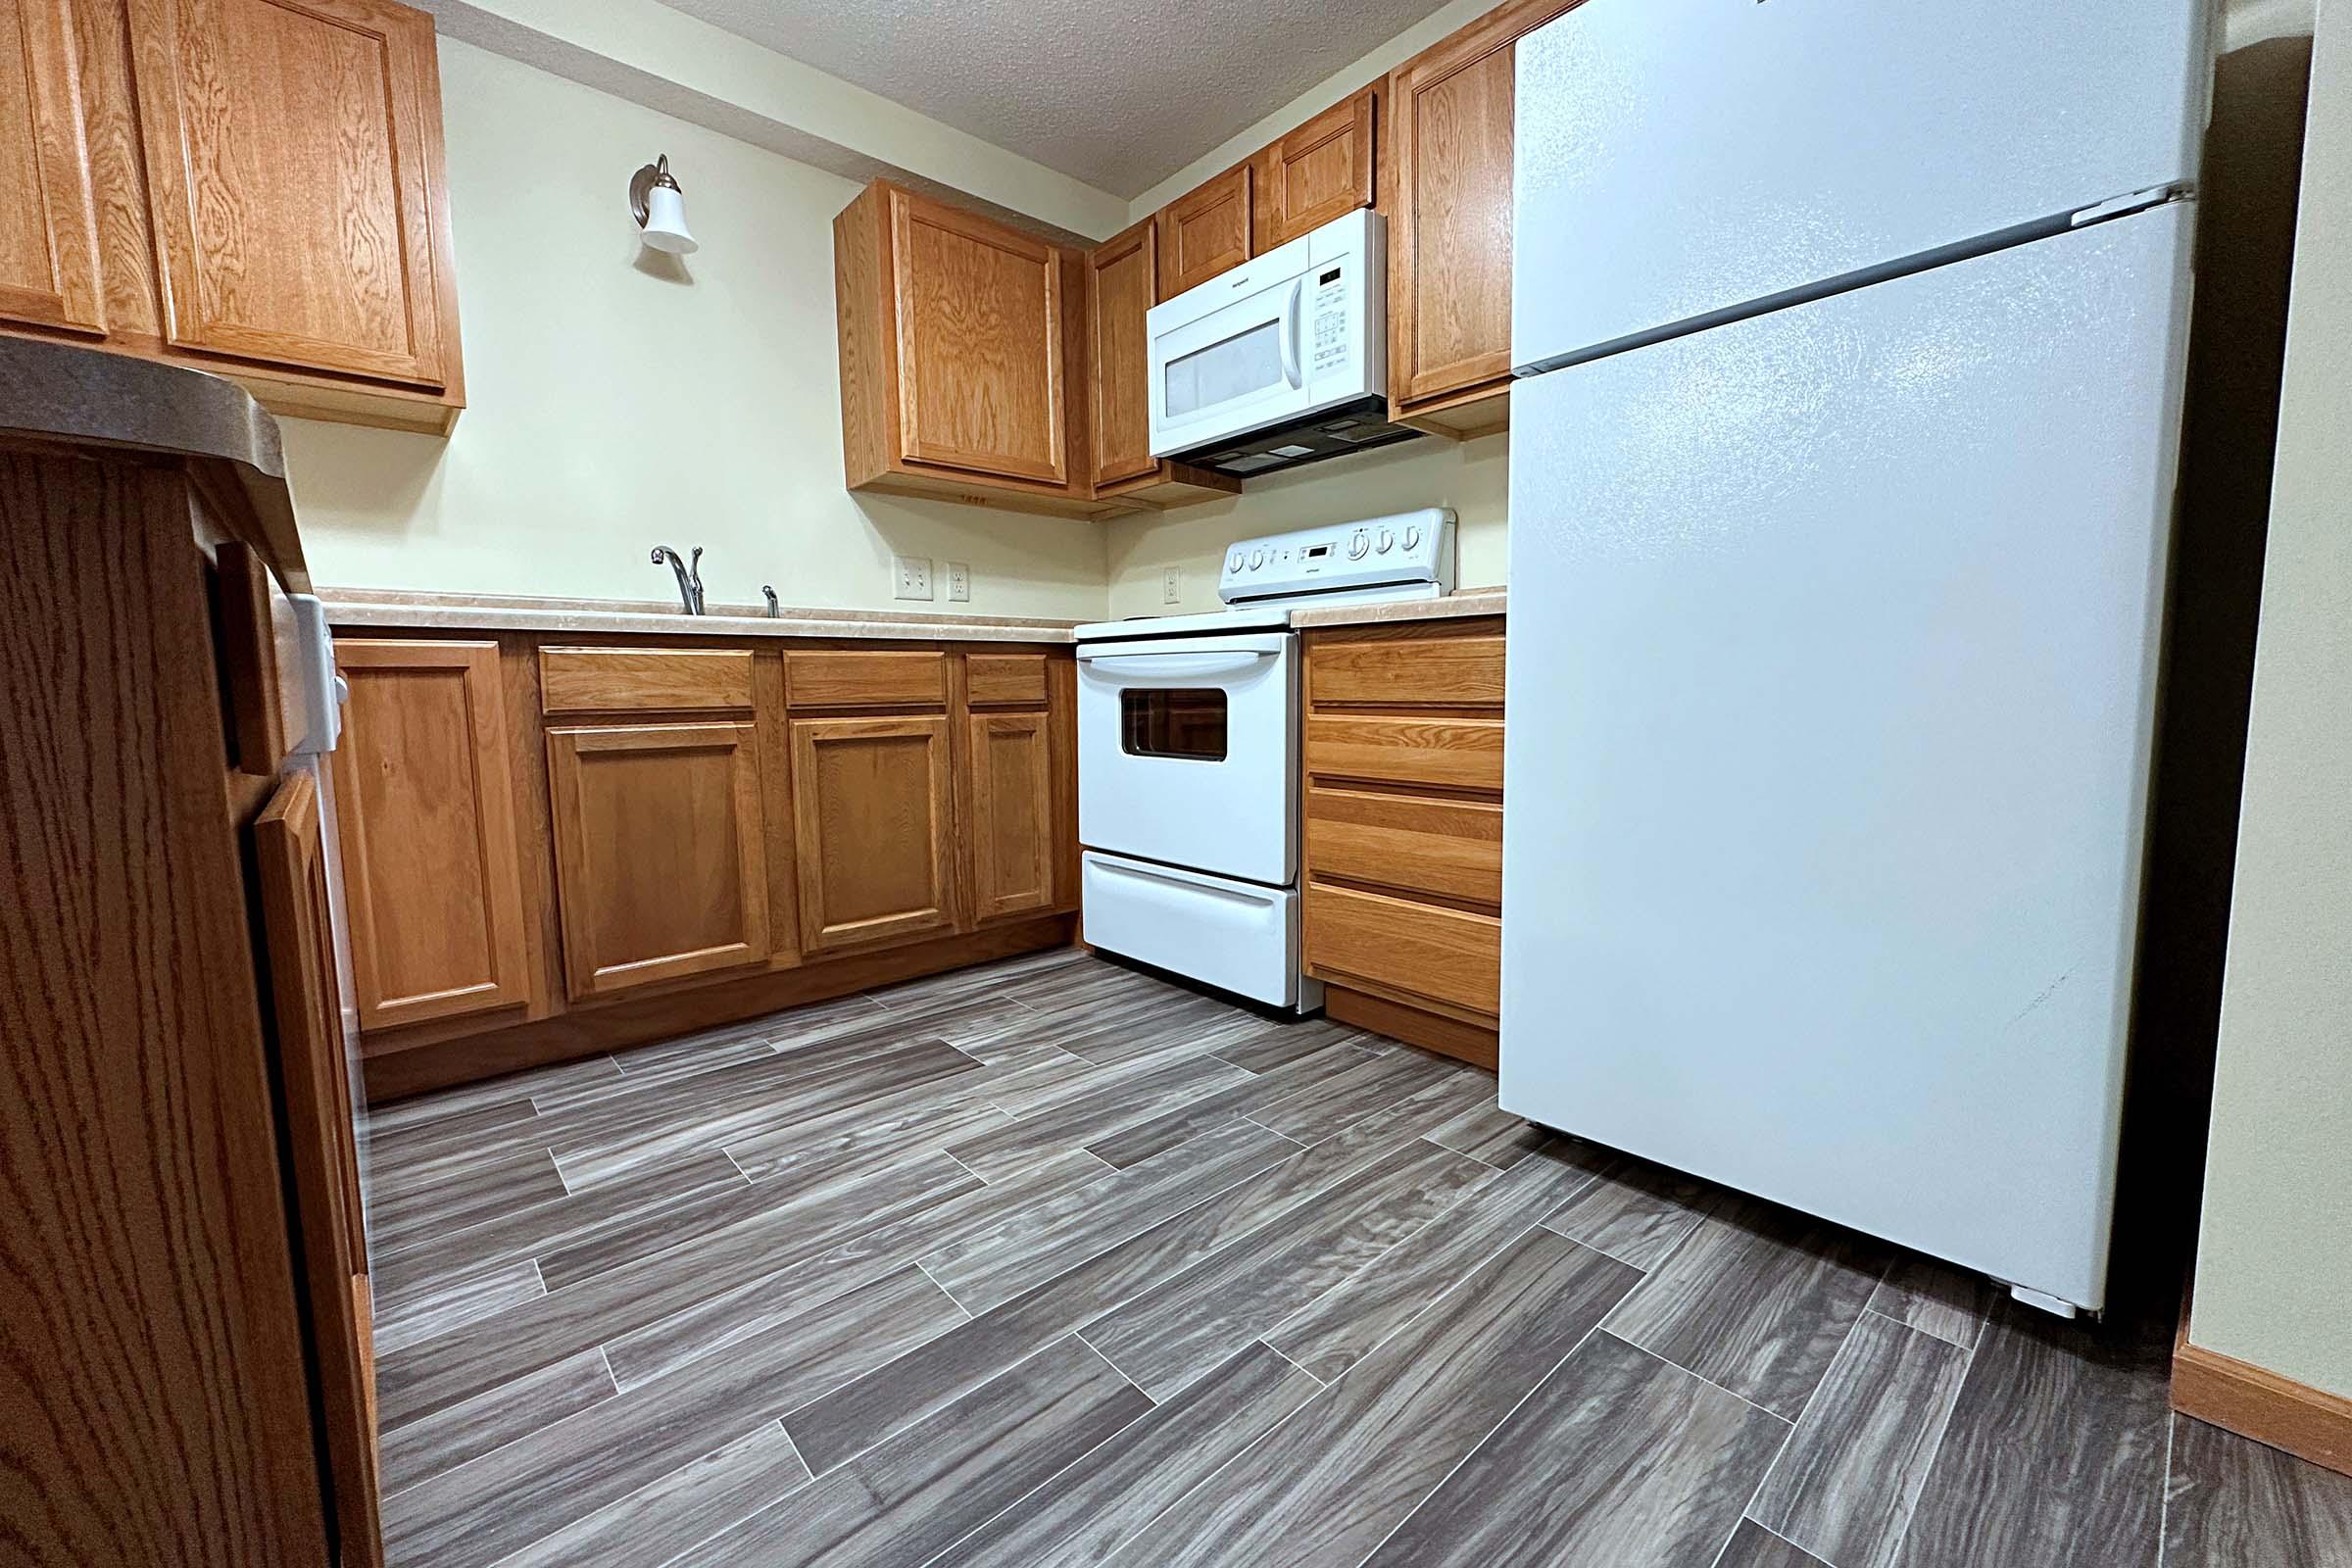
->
[
  {"left": 283, "top": 38, "right": 1107, "bottom": 618},
  {"left": 2188, "top": 0, "right": 2351, "bottom": 1397}
]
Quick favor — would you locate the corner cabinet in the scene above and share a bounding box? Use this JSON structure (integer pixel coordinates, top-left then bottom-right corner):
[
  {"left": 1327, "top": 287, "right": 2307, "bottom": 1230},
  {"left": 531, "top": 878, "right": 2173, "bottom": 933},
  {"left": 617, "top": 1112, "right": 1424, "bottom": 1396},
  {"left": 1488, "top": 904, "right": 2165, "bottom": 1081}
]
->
[{"left": 1084, "top": 218, "right": 1241, "bottom": 508}]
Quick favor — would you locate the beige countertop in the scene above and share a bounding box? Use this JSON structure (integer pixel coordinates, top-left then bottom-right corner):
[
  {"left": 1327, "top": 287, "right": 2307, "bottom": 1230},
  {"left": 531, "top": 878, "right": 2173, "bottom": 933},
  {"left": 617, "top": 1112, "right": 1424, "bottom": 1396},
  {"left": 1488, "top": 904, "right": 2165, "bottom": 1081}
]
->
[
  {"left": 1286, "top": 586, "right": 1506, "bottom": 628},
  {"left": 319, "top": 588, "right": 1080, "bottom": 644}
]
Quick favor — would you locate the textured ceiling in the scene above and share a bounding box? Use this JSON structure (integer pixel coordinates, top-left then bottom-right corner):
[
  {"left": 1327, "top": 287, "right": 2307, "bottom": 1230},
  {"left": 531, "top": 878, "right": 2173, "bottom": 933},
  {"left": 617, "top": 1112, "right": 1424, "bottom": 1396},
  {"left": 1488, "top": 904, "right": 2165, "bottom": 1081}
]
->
[{"left": 659, "top": 0, "right": 1458, "bottom": 199}]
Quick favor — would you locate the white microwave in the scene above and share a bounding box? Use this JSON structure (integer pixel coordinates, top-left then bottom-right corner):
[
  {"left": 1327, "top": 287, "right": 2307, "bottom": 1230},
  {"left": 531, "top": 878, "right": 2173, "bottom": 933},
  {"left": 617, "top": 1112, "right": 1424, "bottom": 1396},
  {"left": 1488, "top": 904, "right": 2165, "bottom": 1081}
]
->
[{"left": 1146, "top": 208, "right": 1414, "bottom": 477}]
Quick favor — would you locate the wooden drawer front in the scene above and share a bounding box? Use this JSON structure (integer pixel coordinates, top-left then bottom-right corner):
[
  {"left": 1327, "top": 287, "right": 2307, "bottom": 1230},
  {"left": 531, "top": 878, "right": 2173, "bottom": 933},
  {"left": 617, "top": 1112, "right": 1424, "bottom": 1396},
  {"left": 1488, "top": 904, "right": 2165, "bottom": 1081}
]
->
[
  {"left": 966, "top": 653, "right": 1051, "bottom": 708},
  {"left": 1307, "top": 881, "right": 1500, "bottom": 1020},
  {"left": 1306, "top": 784, "right": 1501, "bottom": 907},
  {"left": 786, "top": 650, "right": 948, "bottom": 710},
  {"left": 540, "top": 648, "right": 754, "bottom": 714},
  {"left": 1309, "top": 631, "right": 1505, "bottom": 709},
  {"left": 1306, "top": 714, "right": 1503, "bottom": 793}
]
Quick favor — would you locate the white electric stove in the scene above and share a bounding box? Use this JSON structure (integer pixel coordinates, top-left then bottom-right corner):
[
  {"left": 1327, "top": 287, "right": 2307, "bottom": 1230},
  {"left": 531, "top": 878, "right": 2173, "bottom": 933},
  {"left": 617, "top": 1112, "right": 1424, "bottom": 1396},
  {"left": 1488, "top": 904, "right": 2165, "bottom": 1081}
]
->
[{"left": 1073, "top": 510, "right": 1456, "bottom": 1009}]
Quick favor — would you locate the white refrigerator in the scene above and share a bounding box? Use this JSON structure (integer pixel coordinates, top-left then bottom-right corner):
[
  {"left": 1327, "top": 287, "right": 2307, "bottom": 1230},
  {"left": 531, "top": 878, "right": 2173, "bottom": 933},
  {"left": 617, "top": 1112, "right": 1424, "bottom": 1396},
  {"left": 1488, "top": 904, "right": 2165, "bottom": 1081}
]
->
[{"left": 1499, "top": 0, "right": 2215, "bottom": 1316}]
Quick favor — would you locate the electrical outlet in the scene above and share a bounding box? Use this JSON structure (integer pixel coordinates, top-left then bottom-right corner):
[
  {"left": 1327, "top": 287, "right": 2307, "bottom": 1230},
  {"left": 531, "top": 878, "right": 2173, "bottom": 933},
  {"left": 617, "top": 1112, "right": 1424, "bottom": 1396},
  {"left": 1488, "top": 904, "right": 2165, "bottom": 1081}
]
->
[
  {"left": 1161, "top": 565, "right": 1183, "bottom": 605},
  {"left": 893, "top": 555, "right": 933, "bottom": 601},
  {"left": 946, "top": 562, "right": 971, "bottom": 602}
]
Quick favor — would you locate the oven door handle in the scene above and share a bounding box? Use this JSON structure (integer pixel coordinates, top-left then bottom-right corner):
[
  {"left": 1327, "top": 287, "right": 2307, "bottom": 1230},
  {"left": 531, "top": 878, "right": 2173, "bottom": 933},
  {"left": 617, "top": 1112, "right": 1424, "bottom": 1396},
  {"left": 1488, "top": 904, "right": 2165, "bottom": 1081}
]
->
[{"left": 1077, "top": 650, "right": 1272, "bottom": 680}]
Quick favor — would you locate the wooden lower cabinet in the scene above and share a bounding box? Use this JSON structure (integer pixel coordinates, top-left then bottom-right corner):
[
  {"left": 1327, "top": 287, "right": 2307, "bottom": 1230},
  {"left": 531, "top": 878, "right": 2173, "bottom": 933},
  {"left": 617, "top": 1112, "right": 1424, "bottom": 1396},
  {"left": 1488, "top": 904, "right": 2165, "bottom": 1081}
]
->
[
  {"left": 1301, "top": 617, "right": 1507, "bottom": 1066},
  {"left": 965, "top": 710, "right": 1056, "bottom": 922},
  {"left": 789, "top": 714, "right": 958, "bottom": 954},
  {"left": 546, "top": 722, "right": 772, "bottom": 998}
]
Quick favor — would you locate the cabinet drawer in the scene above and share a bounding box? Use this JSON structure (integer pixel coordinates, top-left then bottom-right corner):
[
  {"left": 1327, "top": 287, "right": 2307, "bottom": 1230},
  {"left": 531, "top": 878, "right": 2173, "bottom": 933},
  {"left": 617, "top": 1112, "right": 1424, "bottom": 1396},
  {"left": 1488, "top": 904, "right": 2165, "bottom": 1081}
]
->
[
  {"left": 1305, "top": 784, "right": 1501, "bottom": 906},
  {"left": 786, "top": 650, "right": 949, "bottom": 709},
  {"left": 1307, "top": 881, "right": 1499, "bottom": 1020},
  {"left": 1308, "top": 631, "right": 1505, "bottom": 709},
  {"left": 540, "top": 648, "right": 754, "bottom": 714},
  {"left": 1305, "top": 714, "right": 1504, "bottom": 793},
  {"left": 966, "top": 653, "right": 1051, "bottom": 708}
]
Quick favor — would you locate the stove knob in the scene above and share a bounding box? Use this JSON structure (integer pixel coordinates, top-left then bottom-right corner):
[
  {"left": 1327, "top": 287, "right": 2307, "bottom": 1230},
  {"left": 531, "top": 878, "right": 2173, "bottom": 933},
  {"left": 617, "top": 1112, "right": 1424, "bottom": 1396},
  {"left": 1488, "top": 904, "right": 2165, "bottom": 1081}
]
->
[
  {"left": 1348, "top": 529, "right": 1371, "bottom": 561},
  {"left": 1228, "top": 551, "right": 1245, "bottom": 573},
  {"left": 1249, "top": 548, "right": 1266, "bottom": 569},
  {"left": 1375, "top": 527, "right": 1396, "bottom": 554},
  {"left": 1403, "top": 522, "right": 1423, "bottom": 551}
]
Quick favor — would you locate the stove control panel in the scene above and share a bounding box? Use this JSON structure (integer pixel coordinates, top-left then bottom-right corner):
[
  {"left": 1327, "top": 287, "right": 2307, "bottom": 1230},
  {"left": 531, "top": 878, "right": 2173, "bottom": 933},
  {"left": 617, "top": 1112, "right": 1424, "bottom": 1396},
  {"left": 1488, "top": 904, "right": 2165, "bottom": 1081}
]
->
[{"left": 1216, "top": 509, "right": 1456, "bottom": 606}]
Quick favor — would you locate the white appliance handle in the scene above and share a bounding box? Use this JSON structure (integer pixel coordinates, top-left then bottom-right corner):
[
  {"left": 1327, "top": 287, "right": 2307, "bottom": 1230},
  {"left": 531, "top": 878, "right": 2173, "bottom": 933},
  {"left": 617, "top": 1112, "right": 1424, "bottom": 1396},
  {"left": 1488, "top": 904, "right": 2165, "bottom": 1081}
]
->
[
  {"left": 1279, "top": 279, "right": 1303, "bottom": 389},
  {"left": 1091, "top": 854, "right": 1281, "bottom": 908},
  {"left": 1078, "top": 650, "right": 1272, "bottom": 680}
]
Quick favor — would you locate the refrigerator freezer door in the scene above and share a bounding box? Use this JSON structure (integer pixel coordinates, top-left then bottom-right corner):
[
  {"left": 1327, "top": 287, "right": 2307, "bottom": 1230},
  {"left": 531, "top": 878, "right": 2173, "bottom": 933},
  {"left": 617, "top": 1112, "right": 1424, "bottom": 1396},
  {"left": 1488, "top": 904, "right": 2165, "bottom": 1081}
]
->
[
  {"left": 1498, "top": 207, "right": 2195, "bottom": 1311},
  {"left": 1513, "top": 0, "right": 2211, "bottom": 372}
]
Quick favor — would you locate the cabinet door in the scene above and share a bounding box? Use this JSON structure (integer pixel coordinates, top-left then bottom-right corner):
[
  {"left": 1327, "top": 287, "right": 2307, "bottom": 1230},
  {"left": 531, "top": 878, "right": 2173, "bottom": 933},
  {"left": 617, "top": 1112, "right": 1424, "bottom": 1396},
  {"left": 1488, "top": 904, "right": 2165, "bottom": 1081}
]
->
[
  {"left": 331, "top": 640, "right": 532, "bottom": 1030},
  {"left": 253, "top": 771, "right": 383, "bottom": 1568},
  {"left": 1154, "top": 163, "right": 1251, "bottom": 300},
  {"left": 1087, "top": 218, "right": 1158, "bottom": 488},
  {"left": 1390, "top": 17, "right": 1530, "bottom": 409},
  {"left": 1253, "top": 87, "right": 1376, "bottom": 252},
  {"left": 127, "top": 0, "right": 453, "bottom": 386},
  {"left": 791, "top": 715, "right": 956, "bottom": 953},
  {"left": 965, "top": 710, "right": 1054, "bottom": 923},
  {"left": 0, "top": 0, "right": 106, "bottom": 334},
  {"left": 889, "top": 187, "right": 1066, "bottom": 484},
  {"left": 546, "top": 723, "right": 770, "bottom": 999}
]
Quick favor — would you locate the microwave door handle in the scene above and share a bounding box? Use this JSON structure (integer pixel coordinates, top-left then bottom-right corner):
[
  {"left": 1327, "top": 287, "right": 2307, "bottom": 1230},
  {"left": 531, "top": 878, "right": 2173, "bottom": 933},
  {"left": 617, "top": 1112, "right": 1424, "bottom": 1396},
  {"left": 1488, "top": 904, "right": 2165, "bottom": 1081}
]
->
[
  {"left": 1078, "top": 651, "right": 1272, "bottom": 679},
  {"left": 1279, "top": 279, "right": 1303, "bottom": 389}
]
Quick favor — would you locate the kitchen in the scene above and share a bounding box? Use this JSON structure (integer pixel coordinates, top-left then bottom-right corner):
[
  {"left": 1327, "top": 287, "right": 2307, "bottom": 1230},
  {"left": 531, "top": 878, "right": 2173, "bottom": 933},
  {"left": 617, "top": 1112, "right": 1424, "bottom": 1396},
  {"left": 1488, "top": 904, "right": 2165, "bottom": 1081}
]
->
[{"left": 2, "top": 0, "right": 2348, "bottom": 1564}]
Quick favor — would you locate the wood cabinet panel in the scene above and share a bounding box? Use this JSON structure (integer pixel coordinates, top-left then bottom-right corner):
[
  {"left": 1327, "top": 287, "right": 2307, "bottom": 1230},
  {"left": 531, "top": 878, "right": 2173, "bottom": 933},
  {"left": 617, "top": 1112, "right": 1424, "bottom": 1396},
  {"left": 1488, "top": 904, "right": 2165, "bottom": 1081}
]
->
[
  {"left": 1254, "top": 86, "right": 1376, "bottom": 251},
  {"left": 331, "top": 639, "right": 533, "bottom": 1029},
  {"left": 1155, "top": 163, "right": 1252, "bottom": 299},
  {"left": 965, "top": 710, "right": 1055, "bottom": 922},
  {"left": 790, "top": 714, "right": 956, "bottom": 953},
  {"left": 539, "top": 647, "right": 755, "bottom": 714},
  {"left": 1305, "top": 712, "right": 1505, "bottom": 793},
  {"left": 1308, "top": 628, "right": 1506, "bottom": 709},
  {"left": 785, "top": 648, "right": 948, "bottom": 710},
  {"left": 966, "top": 652, "right": 1051, "bottom": 709},
  {"left": 126, "top": 0, "right": 454, "bottom": 386},
  {"left": 0, "top": 0, "right": 106, "bottom": 334},
  {"left": 546, "top": 722, "right": 770, "bottom": 998},
  {"left": 890, "top": 186, "right": 1066, "bottom": 484},
  {"left": 1305, "top": 783, "right": 1502, "bottom": 907},
  {"left": 1307, "top": 879, "right": 1501, "bottom": 1020},
  {"left": 1087, "top": 217, "right": 1158, "bottom": 488},
  {"left": 253, "top": 770, "right": 383, "bottom": 1567}
]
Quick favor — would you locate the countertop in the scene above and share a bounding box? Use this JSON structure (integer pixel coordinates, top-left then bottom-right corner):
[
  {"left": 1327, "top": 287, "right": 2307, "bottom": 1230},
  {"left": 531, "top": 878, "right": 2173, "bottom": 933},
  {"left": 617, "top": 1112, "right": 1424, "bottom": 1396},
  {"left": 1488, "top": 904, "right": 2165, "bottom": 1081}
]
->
[
  {"left": 1286, "top": 586, "right": 1506, "bottom": 628},
  {"left": 319, "top": 588, "right": 1082, "bottom": 644}
]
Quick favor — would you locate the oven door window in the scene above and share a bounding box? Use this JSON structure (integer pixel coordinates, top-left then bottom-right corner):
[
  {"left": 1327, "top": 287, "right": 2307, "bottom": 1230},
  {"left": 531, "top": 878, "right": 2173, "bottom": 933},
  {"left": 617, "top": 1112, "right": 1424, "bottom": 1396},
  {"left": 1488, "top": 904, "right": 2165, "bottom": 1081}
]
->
[
  {"left": 1121, "top": 688, "right": 1228, "bottom": 760},
  {"left": 1163, "top": 320, "right": 1284, "bottom": 420}
]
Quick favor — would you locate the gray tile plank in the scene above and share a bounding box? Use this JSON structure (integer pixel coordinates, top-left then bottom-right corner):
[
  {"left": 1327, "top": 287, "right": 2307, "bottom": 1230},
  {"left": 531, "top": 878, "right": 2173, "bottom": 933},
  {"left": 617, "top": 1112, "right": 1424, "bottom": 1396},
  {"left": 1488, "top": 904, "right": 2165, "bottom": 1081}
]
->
[
  {"left": 715, "top": 1072, "right": 1014, "bottom": 1186},
  {"left": 1868, "top": 1254, "right": 1996, "bottom": 1350},
  {"left": 1749, "top": 1309, "right": 1971, "bottom": 1568},
  {"left": 865, "top": 945, "right": 1091, "bottom": 1012},
  {"left": 377, "top": 1346, "right": 616, "bottom": 1497},
  {"left": 370, "top": 1256, "right": 544, "bottom": 1356},
  {"left": 789, "top": 1075, "right": 1499, "bottom": 1476},
  {"left": 380, "top": 1264, "right": 960, "bottom": 1568},
  {"left": 1266, "top": 1136, "right": 1598, "bottom": 1381},
  {"left": 1083, "top": 1038, "right": 1379, "bottom": 1170},
  {"left": 1211, "top": 1017, "right": 1373, "bottom": 1074},
  {"left": 929, "top": 1342, "right": 1322, "bottom": 1568},
  {"left": 1539, "top": 1148, "right": 1716, "bottom": 1269},
  {"left": 362, "top": 1054, "right": 618, "bottom": 1135},
  {"left": 1103, "top": 1228, "right": 1642, "bottom": 1568},
  {"left": 1889, "top": 1302, "right": 2170, "bottom": 1568},
  {"left": 1363, "top": 1329, "right": 1788, "bottom": 1568},
  {"left": 755, "top": 988, "right": 892, "bottom": 1047},
  {"left": 489, "top": 1419, "right": 812, "bottom": 1568},
  {"left": 1718, "top": 1520, "right": 1838, "bottom": 1568},
  {"left": 367, "top": 1096, "right": 542, "bottom": 1187},
  {"left": 367, "top": 1147, "right": 569, "bottom": 1253},
  {"left": 375, "top": 1151, "right": 975, "bottom": 1431},
  {"left": 959, "top": 1036, "right": 1102, "bottom": 1115},
  {"left": 947, "top": 1052, "right": 1255, "bottom": 1182},
  {"left": 673, "top": 1337, "right": 1152, "bottom": 1568},
  {"left": 1605, "top": 1194, "right": 1887, "bottom": 1419},
  {"left": 2164, "top": 1412, "right": 2352, "bottom": 1568},
  {"left": 1084, "top": 1139, "right": 1495, "bottom": 1398},
  {"left": 1426, "top": 1098, "right": 1549, "bottom": 1169},
  {"left": 1245, "top": 1046, "right": 1463, "bottom": 1145},
  {"left": 538, "top": 1023, "right": 774, "bottom": 1108}
]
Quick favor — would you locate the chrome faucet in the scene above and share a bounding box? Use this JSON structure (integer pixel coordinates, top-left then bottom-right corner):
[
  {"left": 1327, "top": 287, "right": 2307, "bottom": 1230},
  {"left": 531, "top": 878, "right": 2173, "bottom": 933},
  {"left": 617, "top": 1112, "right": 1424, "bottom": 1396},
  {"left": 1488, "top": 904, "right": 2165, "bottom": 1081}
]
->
[
  {"left": 761, "top": 585, "right": 780, "bottom": 618},
  {"left": 651, "top": 545, "right": 705, "bottom": 613}
]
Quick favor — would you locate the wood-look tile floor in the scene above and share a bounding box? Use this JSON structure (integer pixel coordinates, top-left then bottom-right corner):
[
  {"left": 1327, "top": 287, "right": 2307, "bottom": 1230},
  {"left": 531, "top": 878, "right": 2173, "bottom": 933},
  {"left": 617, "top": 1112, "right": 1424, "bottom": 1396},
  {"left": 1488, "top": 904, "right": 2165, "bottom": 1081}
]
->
[{"left": 365, "top": 950, "right": 2352, "bottom": 1568}]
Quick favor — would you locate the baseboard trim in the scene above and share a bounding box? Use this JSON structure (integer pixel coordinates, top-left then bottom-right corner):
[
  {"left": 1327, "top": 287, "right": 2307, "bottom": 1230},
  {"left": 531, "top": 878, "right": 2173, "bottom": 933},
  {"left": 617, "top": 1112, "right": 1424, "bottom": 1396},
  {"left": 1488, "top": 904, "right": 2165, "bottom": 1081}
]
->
[
  {"left": 2172, "top": 1333, "right": 2352, "bottom": 1478},
  {"left": 1326, "top": 985, "right": 1497, "bottom": 1071}
]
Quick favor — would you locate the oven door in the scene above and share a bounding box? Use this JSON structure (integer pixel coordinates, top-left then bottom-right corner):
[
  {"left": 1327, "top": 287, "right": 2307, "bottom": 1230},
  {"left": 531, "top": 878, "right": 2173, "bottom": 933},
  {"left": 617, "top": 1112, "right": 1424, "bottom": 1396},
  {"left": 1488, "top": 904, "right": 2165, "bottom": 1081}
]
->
[
  {"left": 1077, "top": 631, "right": 1297, "bottom": 886},
  {"left": 1149, "top": 260, "right": 1311, "bottom": 459}
]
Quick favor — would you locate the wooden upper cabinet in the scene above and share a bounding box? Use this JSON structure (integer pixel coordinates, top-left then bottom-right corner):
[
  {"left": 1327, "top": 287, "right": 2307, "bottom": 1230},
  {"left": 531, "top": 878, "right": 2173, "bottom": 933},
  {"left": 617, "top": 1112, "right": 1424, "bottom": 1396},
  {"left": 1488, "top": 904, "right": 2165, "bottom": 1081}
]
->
[
  {"left": 964, "top": 710, "right": 1055, "bottom": 923},
  {"left": 126, "top": 0, "right": 456, "bottom": 387},
  {"left": 0, "top": 0, "right": 106, "bottom": 335},
  {"left": 1155, "top": 163, "right": 1251, "bottom": 300},
  {"left": 1087, "top": 218, "right": 1158, "bottom": 489},
  {"left": 546, "top": 722, "right": 772, "bottom": 998},
  {"left": 331, "top": 639, "right": 533, "bottom": 1031},
  {"left": 890, "top": 186, "right": 1067, "bottom": 485},
  {"left": 790, "top": 714, "right": 956, "bottom": 954},
  {"left": 1253, "top": 87, "right": 1376, "bottom": 252}
]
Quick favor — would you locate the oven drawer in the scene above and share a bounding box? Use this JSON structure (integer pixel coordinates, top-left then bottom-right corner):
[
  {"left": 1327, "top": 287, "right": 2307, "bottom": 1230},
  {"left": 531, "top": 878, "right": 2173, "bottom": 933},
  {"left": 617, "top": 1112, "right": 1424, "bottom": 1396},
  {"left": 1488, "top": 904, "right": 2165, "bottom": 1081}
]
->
[
  {"left": 1306, "top": 880, "right": 1500, "bottom": 1021},
  {"left": 1082, "top": 852, "right": 1304, "bottom": 1007}
]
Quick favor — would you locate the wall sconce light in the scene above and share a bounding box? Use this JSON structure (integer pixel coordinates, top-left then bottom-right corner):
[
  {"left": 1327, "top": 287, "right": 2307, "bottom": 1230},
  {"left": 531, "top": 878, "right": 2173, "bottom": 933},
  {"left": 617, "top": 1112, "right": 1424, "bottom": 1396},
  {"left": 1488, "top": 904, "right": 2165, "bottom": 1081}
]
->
[{"left": 629, "top": 154, "right": 699, "bottom": 254}]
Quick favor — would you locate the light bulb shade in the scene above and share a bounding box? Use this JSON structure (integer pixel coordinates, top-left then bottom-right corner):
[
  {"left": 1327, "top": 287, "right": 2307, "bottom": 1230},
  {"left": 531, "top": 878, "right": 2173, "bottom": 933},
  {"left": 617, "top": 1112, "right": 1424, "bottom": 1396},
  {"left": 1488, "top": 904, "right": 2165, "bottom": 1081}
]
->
[{"left": 640, "top": 183, "right": 698, "bottom": 254}]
